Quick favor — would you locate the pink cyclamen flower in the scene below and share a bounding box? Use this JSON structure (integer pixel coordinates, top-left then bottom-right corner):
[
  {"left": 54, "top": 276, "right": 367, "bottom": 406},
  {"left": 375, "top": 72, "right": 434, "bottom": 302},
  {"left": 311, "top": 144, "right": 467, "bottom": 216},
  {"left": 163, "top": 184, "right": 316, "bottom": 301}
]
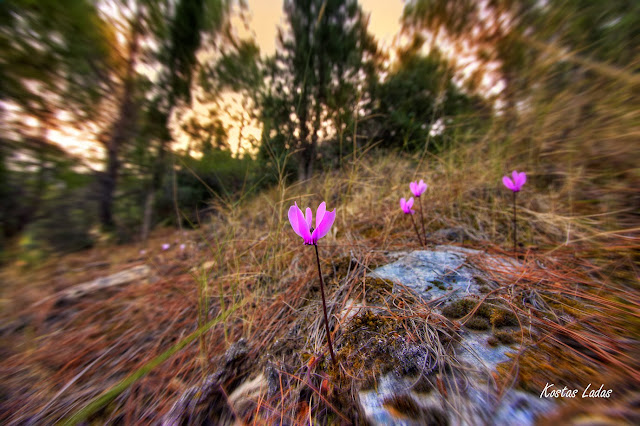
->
[
  {"left": 409, "top": 179, "right": 428, "bottom": 197},
  {"left": 400, "top": 197, "right": 415, "bottom": 214},
  {"left": 179, "top": 244, "right": 186, "bottom": 251},
  {"left": 161, "top": 243, "right": 170, "bottom": 251},
  {"left": 288, "top": 201, "right": 336, "bottom": 245},
  {"left": 502, "top": 171, "right": 527, "bottom": 192}
]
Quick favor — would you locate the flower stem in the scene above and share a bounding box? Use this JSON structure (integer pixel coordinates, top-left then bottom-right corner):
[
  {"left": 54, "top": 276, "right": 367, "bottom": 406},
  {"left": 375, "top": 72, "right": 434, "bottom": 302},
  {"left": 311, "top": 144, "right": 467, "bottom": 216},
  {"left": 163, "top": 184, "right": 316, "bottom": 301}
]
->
[
  {"left": 410, "top": 214, "right": 424, "bottom": 247},
  {"left": 314, "top": 244, "right": 337, "bottom": 366},
  {"left": 418, "top": 196, "right": 427, "bottom": 247},
  {"left": 513, "top": 191, "right": 517, "bottom": 257}
]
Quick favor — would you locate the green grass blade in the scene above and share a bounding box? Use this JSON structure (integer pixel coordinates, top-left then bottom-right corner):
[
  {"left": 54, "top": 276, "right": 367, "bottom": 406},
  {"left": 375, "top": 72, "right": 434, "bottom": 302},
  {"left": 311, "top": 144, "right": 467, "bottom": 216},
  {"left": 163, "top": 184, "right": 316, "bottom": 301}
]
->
[{"left": 61, "top": 303, "right": 240, "bottom": 425}]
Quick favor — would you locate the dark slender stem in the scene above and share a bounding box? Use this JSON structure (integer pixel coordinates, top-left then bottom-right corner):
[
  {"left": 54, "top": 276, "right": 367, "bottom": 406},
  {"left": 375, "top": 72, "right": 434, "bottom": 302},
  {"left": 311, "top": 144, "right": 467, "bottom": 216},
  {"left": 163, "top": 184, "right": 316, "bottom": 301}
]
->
[
  {"left": 409, "top": 214, "right": 423, "bottom": 246},
  {"left": 513, "top": 191, "right": 517, "bottom": 257},
  {"left": 314, "top": 244, "right": 337, "bottom": 366},
  {"left": 418, "top": 196, "right": 427, "bottom": 247}
]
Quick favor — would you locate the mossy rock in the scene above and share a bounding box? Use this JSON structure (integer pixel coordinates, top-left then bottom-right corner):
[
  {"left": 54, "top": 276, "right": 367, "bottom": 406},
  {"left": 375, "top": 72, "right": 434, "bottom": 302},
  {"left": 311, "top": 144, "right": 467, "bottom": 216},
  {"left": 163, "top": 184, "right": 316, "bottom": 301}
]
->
[
  {"left": 497, "top": 342, "right": 600, "bottom": 394},
  {"left": 336, "top": 310, "right": 403, "bottom": 386},
  {"left": 490, "top": 308, "right": 518, "bottom": 328},
  {"left": 465, "top": 317, "right": 490, "bottom": 330},
  {"left": 430, "top": 280, "right": 448, "bottom": 291},
  {"left": 382, "top": 394, "right": 422, "bottom": 419},
  {"left": 441, "top": 298, "right": 491, "bottom": 320},
  {"left": 494, "top": 330, "right": 517, "bottom": 345},
  {"left": 382, "top": 394, "right": 448, "bottom": 425}
]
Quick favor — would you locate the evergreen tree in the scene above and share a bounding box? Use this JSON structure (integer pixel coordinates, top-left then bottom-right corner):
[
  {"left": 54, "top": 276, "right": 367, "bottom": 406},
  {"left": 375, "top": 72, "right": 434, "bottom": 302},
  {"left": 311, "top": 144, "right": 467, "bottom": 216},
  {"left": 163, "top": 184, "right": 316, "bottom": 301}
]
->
[{"left": 270, "top": 0, "right": 377, "bottom": 180}]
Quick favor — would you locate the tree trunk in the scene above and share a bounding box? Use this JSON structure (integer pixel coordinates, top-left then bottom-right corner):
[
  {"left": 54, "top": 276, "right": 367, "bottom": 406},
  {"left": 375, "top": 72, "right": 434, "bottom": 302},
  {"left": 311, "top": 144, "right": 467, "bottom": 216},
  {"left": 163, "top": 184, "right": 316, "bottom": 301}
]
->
[
  {"left": 141, "top": 135, "right": 168, "bottom": 242},
  {"left": 99, "top": 21, "right": 140, "bottom": 231},
  {"left": 297, "top": 87, "right": 311, "bottom": 182},
  {"left": 141, "top": 190, "right": 154, "bottom": 243},
  {"left": 99, "top": 146, "right": 118, "bottom": 228}
]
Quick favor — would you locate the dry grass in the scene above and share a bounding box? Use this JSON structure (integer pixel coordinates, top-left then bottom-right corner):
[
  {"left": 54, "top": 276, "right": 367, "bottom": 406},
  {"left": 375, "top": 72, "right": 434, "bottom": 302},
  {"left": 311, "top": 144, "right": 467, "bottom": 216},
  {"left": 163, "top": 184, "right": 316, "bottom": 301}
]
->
[{"left": 1, "top": 143, "right": 637, "bottom": 424}]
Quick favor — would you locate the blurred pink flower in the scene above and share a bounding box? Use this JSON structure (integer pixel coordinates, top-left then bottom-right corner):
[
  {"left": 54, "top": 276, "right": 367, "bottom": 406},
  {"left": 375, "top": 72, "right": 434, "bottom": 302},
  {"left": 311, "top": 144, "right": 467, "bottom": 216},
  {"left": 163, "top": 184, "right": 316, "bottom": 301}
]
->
[
  {"left": 161, "top": 243, "right": 170, "bottom": 251},
  {"left": 179, "top": 244, "right": 186, "bottom": 251},
  {"left": 139, "top": 249, "right": 147, "bottom": 255},
  {"left": 409, "top": 179, "right": 428, "bottom": 197},
  {"left": 400, "top": 197, "right": 415, "bottom": 215},
  {"left": 288, "top": 201, "right": 336, "bottom": 245},
  {"left": 502, "top": 171, "right": 527, "bottom": 192}
]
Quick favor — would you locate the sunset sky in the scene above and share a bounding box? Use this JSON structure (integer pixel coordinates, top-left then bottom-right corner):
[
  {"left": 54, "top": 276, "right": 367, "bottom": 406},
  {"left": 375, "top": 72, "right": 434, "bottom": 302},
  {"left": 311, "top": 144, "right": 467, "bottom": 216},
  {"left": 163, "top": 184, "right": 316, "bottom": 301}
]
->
[{"left": 243, "top": 0, "right": 404, "bottom": 55}]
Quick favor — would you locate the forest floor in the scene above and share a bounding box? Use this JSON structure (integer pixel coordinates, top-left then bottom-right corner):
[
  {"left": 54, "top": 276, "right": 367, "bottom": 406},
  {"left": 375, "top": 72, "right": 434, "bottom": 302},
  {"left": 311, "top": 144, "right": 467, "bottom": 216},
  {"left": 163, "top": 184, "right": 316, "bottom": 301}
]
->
[{"left": 1, "top": 153, "right": 638, "bottom": 425}]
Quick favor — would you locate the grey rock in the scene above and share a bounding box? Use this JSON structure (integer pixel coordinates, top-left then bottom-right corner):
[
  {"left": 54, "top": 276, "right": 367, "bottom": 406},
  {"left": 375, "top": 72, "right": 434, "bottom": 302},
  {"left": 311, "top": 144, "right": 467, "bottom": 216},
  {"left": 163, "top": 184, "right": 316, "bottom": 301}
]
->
[
  {"left": 372, "top": 249, "right": 480, "bottom": 302},
  {"left": 360, "top": 248, "right": 553, "bottom": 426},
  {"left": 58, "top": 265, "right": 151, "bottom": 302}
]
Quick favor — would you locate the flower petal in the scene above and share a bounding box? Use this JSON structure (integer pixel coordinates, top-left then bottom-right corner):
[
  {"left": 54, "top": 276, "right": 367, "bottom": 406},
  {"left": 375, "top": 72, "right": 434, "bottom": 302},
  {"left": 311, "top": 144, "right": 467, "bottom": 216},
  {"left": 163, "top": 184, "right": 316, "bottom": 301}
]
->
[
  {"left": 400, "top": 198, "right": 406, "bottom": 211},
  {"left": 296, "top": 205, "right": 312, "bottom": 243},
  {"left": 288, "top": 204, "right": 303, "bottom": 237},
  {"left": 305, "top": 207, "right": 313, "bottom": 229},
  {"left": 410, "top": 181, "right": 417, "bottom": 197},
  {"left": 316, "top": 202, "right": 326, "bottom": 229},
  {"left": 503, "top": 176, "right": 515, "bottom": 191},
  {"left": 420, "top": 180, "right": 428, "bottom": 194},
  {"left": 407, "top": 197, "right": 414, "bottom": 209},
  {"left": 518, "top": 172, "right": 527, "bottom": 187},
  {"left": 512, "top": 170, "right": 519, "bottom": 184},
  {"left": 312, "top": 209, "right": 335, "bottom": 243}
]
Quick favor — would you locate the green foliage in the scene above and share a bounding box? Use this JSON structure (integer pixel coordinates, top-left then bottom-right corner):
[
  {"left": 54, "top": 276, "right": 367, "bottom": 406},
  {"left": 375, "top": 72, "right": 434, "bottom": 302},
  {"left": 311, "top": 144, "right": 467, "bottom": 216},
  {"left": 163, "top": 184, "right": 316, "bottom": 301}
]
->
[
  {"left": 26, "top": 185, "right": 95, "bottom": 254},
  {"left": 164, "top": 0, "right": 233, "bottom": 104},
  {"left": 266, "top": 0, "right": 378, "bottom": 180},
  {"left": 0, "top": 140, "right": 96, "bottom": 259},
  {"left": 370, "top": 43, "right": 489, "bottom": 152},
  {"left": 0, "top": 0, "right": 115, "bottom": 120},
  {"left": 521, "top": 0, "right": 640, "bottom": 68},
  {"left": 154, "top": 150, "right": 256, "bottom": 227},
  {"left": 206, "top": 39, "right": 264, "bottom": 96}
]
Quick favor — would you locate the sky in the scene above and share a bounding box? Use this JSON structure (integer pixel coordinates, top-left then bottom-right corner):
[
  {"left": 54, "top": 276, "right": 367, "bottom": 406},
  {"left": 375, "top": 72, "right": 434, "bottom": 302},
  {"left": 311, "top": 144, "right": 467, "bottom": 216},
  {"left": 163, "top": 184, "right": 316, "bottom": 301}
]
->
[{"left": 242, "top": 0, "right": 405, "bottom": 56}]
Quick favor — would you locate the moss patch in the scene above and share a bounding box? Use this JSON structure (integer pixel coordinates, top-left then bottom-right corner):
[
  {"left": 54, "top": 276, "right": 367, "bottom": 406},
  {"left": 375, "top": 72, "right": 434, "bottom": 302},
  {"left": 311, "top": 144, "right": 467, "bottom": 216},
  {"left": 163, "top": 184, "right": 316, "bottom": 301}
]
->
[
  {"left": 334, "top": 310, "right": 404, "bottom": 388},
  {"left": 490, "top": 308, "right": 518, "bottom": 327},
  {"left": 441, "top": 298, "right": 520, "bottom": 331},
  {"left": 441, "top": 299, "right": 488, "bottom": 319},
  {"left": 382, "top": 394, "right": 448, "bottom": 425},
  {"left": 494, "top": 330, "right": 517, "bottom": 345},
  {"left": 382, "top": 394, "right": 422, "bottom": 419},
  {"left": 497, "top": 342, "right": 600, "bottom": 394},
  {"left": 465, "top": 317, "right": 490, "bottom": 330},
  {"left": 360, "top": 277, "right": 394, "bottom": 304}
]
